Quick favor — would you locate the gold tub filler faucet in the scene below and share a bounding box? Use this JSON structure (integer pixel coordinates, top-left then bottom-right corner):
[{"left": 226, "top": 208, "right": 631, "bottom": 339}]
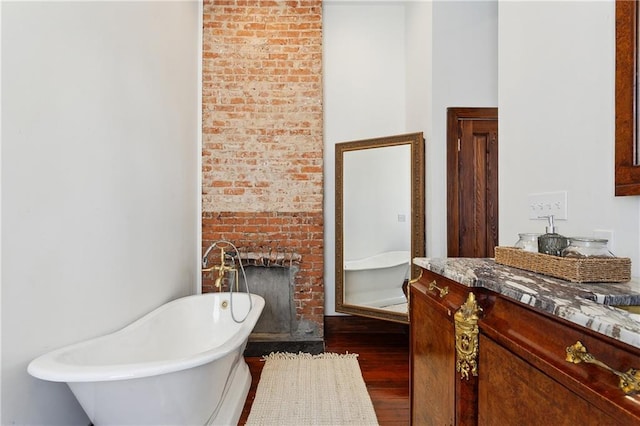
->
[
  {"left": 202, "top": 245, "right": 239, "bottom": 291},
  {"left": 201, "top": 240, "right": 254, "bottom": 323}
]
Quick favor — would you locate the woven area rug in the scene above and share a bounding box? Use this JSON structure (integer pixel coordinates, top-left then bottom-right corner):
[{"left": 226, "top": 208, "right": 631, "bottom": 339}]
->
[{"left": 245, "top": 352, "right": 379, "bottom": 426}]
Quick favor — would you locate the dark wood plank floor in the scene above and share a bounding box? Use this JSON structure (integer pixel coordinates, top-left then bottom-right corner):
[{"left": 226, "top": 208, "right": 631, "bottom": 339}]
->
[{"left": 238, "top": 316, "right": 410, "bottom": 425}]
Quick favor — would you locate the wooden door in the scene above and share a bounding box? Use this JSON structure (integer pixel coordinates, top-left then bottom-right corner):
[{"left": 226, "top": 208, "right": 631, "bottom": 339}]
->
[{"left": 447, "top": 108, "right": 498, "bottom": 258}]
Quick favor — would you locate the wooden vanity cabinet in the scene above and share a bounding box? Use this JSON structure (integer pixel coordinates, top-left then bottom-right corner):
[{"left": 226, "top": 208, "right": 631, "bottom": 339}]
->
[
  {"left": 409, "top": 277, "right": 455, "bottom": 425},
  {"left": 410, "top": 268, "right": 640, "bottom": 425},
  {"left": 478, "top": 334, "right": 617, "bottom": 425},
  {"left": 409, "top": 271, "right": 480, "bottom": 425}
]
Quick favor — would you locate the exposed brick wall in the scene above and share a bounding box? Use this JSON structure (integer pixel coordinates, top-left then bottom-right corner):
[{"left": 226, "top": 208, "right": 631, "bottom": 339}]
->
[
  {"left": 202, "top": 0, "right": 324, "bottom": 337},
  {"left": 201, "top": 212, "right": 324, "bottom": 325}
]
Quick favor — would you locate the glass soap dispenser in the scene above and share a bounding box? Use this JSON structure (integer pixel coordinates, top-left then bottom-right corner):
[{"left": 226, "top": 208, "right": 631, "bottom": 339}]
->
[{"left": 537, "top": 215, "right": 568, "bottom": 256}]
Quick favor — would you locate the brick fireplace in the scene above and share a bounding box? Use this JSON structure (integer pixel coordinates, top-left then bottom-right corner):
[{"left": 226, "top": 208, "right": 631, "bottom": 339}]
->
[{"left": 201, "top": 1, "right": 324, "bottom": 351}]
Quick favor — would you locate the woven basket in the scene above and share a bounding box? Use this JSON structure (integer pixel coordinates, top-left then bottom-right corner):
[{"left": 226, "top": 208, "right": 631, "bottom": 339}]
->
[{"left": 494, "top": 246, "right": 631, "bottom": 283}]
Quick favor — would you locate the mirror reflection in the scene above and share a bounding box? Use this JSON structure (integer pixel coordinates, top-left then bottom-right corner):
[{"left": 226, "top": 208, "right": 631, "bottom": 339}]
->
[
  {"left": 335, "top": 132, "right": 425, "bottom": 323},
  {"left": 343, "top": 145, "right": 411, "bottom": 311}
]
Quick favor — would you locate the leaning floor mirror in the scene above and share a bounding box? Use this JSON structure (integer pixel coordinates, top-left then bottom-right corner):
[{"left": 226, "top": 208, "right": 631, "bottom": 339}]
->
[{"left": 335, "top": 132, "right": 425, "bottom": 324}]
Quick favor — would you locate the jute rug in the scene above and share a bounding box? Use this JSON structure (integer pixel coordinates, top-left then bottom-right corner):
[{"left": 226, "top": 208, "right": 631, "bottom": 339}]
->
[{"left": 245, "top": 352, "right": 379, "bottom": 426}]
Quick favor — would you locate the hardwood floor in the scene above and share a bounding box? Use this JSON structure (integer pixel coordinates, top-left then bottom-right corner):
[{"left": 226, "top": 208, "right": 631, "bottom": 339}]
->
[{"left": 238, "top": 316, "right": 410, "bottom": 425}]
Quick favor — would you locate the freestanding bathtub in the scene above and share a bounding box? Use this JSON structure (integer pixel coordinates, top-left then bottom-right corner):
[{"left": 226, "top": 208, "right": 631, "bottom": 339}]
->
[
  {"left": 344, "top": 250, "right": 410, "bottom": 308},
  {"left": 28, "top": 292, "right": 265, "bottom": 426}
]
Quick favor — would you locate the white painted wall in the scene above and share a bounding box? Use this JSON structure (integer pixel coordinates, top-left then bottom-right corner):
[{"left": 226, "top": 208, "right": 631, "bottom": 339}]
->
[
  {"left": 323, "top": 1, "right": 408, "bottom": 315},
  {"left": 498, "top": 0, "right": 640, "bottom": 273},
  {"left": 430, "top": 0, "right": 498, "bottom": 256},
  {"left": 1, "top": 2, "right": 200, "bottom": 424},
  {"left": 323, "top": 1, "right": 497, "bottom": 315},
  {"left": 343, "top": 145, "right": 411, "bottom": 259},
  {"left": 405, "top": 0, "right": 433, "bottom": 219}
]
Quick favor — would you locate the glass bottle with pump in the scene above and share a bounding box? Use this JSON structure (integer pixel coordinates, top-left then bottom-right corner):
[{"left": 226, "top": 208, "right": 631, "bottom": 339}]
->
[{"left": 537, "top": 215, "right": 569, "bottom": 256}]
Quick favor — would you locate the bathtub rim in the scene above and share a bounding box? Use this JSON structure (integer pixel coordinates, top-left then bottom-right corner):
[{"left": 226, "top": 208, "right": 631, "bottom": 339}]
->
[
  {"left": 27, "top": 292, "right": 265, "bottom": 383},
  {"left": 344, "top": 250, "right": 411, "bottom": 271}
]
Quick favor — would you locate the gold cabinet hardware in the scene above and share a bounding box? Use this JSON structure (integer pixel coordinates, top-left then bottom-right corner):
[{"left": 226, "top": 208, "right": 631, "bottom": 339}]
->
[
  {"left": 406, "top": 270, "right": 423, "bottom": 320},
  {"left": 454, "top": 293, "right": 483, "bottom": 380},
  {"left": 566, "top": 341, "right": 640, "bottom": 395},
  {"left": 408, "top": 269, "right": 423, "bottom": 285},
  {"left": 428, "top": 280, "right": 449, "bottom": 298}
]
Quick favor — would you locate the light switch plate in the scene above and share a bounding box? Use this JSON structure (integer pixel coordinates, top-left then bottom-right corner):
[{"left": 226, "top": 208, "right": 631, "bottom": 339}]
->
[{"left": 528, "top": 191, "right": 568, "bottom": 220}]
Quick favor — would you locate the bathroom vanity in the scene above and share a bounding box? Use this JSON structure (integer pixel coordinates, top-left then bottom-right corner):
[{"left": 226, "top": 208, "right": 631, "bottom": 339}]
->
[{"left": 409, "top": 257, "right": 640, "bottom": 425}]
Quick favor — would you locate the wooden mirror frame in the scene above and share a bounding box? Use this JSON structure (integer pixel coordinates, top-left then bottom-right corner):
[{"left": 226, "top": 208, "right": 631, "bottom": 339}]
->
[
  {"left": 615, "top": 0, "right": 640, "bottom": 195},
  {"left": 335, "top": 132, "right": 425, "bottom": 324}
]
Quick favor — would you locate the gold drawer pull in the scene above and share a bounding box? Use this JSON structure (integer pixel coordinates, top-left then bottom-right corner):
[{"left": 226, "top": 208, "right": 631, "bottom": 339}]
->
[
  {"left": 566, "top": 341, "right": 640, "bottom": 395},
  {"left": 428, "top": 280, "right": 449, "bottom": 298}
]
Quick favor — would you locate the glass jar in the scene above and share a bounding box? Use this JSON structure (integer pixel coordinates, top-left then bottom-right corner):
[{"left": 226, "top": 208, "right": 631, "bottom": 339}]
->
[
  {"left": 561, "top": 237, "right": 614, "bottom": 258},
  {"left": 514, "top": 233, "right": 541, "bottom": 253}
]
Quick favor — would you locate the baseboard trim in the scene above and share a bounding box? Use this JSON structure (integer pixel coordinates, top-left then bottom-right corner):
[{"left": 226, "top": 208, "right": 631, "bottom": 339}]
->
[{"left": 324, "top": 315, "right": 409, "bottom": 335}]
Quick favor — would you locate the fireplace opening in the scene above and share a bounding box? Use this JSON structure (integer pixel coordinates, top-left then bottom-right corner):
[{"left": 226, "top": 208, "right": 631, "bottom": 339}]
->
[
  {"left": 213, "top": 248, "right": 324, "bottom": 355},
  {"left": 243, "top": 265, "right": 295, "bottom": 338}
]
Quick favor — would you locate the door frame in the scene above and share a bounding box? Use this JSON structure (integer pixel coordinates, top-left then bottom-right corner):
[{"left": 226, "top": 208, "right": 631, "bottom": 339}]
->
[{"left": 447, "top": 107, "right": 498, "bottom": 257}]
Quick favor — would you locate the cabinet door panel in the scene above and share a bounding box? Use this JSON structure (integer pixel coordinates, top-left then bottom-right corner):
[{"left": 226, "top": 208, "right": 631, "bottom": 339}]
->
[
  {"left": 478, "top": 335, "right": 617, "bottom": 426},
  {"left": 411, "top": 283, "right": 455, "bottom": 425}
]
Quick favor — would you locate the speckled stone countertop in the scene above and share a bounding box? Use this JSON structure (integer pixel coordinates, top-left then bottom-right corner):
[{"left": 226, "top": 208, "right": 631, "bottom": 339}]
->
[{"left": 414, "top": 257, "right": 640, "bottom": 350}]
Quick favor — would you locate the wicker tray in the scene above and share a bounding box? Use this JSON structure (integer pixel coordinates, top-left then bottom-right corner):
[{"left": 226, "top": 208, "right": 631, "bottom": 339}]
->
[{"left": 494, "top": 246, "right": 631, "bottom": 283}]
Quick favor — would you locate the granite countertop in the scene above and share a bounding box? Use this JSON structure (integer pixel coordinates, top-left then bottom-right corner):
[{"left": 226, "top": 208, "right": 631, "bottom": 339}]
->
[{"left": 414, "top": 257, "right": 640, "bottom": 350}]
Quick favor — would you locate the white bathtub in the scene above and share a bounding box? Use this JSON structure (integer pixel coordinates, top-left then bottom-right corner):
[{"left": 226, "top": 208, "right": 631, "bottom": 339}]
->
[
  {"left": 28, "top": 292, "right": 265, "bottom": 426},
  {"left": 344, "top": 250, "right": 410, "bottom": 308}
]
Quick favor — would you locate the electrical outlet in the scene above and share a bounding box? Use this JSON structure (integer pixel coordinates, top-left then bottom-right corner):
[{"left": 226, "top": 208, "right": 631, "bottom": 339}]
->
[{"left": 528, "top": 191, "right": 568, "bottom": 220}]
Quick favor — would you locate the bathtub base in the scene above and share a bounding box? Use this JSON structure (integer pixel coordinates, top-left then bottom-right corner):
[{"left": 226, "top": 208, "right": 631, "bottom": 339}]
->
[
  {"left": 344, "top": 286, "right": 407, "bottom": 308},
  {"left": 69, "top": 355, "right": 252, "bottom": 426},
  {"left": 29, "top": 293, "right": 265, "bottom": 426},
  {"left": 344, "top": 252, "right": 410, "bottom": 308},
  {"left": 208, "top": 358, "right": 251, "bottom": 426}
]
